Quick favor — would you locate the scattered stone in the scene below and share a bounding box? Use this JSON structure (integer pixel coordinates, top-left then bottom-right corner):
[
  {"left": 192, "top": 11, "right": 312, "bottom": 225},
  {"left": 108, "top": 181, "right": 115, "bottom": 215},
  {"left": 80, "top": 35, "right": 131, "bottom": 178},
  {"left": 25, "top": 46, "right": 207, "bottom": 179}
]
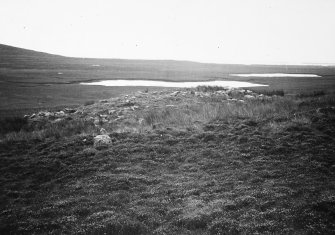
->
[
  {"left": 195, "top": 92, "right": 202, "bottom": 97},
  {"left": 64, "top": 108, "right": 76, "bottom": 113},
  {"left": 94, "top": 134, "right": 112, "bottom": 147},
  {"left": 38, "top": 111, "right": 52, "bottom": 117},
  {"left": 52, "top": 118, "right": 63, "bottom": 123},
  {"left": 215, "top": 90, "right": 228, "bottom": 95},
  {"left": 115, "top": 116, "right": 124, "bottom": 121},
  {"left": 93, "top": 118, "right": 101, "bottom": 126},
  {"left": 228, "top": 89, "right": 242, "bottom": 97},
  {"left": 138, "top": 118, "right": 145, "bottom": 125},
  {"left": 244, "top": 95, "right": 255, "bottom": 99},
  {"left": 55, "top": 111, "right": 66, "bottom": 117},
  {"left": 171, "top": 91, "right": 180, "bottom": 96},
  {"left": 100, "top": 128, "right": 108, "bottom": 135},
  {"left": 108, "top": 109, "right": 116, "bottom": 114},
  {"left": 22, "top": 87, "right": 278, "bottom": 138}
]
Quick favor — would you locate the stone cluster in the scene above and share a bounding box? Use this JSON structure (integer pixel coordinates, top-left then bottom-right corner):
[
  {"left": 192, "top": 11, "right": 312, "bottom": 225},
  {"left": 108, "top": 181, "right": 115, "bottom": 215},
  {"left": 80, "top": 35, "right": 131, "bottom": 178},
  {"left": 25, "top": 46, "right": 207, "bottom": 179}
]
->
[{"left": 24, "top": 87, "right": 277, "bottom": 147}]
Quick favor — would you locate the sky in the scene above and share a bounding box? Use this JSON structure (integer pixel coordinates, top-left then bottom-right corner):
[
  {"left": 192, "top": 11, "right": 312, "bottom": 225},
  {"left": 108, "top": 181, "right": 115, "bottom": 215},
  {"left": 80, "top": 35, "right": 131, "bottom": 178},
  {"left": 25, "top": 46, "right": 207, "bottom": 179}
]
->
[{"left": 1, "top": 0, "right": 335, "bottom": 65}]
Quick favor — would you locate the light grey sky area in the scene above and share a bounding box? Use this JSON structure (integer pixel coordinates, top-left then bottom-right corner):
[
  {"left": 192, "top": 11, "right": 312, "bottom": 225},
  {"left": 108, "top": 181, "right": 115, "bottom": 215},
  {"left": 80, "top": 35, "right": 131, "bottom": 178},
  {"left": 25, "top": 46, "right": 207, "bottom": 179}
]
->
[{"left": 1, "top": 0, "right": 335, "bottom": 65}]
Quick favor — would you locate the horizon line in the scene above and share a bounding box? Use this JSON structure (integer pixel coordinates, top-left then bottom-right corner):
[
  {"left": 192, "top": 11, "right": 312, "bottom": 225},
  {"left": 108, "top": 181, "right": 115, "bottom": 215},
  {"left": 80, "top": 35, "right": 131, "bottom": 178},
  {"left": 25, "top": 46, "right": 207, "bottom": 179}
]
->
[{"left": 2, "top": 43, "right": 335, "bottom": 67}]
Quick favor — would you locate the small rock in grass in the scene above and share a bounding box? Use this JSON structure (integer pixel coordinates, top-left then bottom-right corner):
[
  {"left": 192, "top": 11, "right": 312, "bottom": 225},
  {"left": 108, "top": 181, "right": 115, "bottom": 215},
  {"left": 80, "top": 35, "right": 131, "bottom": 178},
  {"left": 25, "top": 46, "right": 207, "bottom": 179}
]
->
[
  {"left": 244, "top": 95, "right": 255, "bottom": 99},
  {"left": 94, "top": 134, "right": 112, "bottom": 147},
  {"left": 171, "top": 91, "right": 180, "bottom": 96},
  {"left": 100, "top": 128, "right": 108, "bottom": 135},
  {"left": 64, "top": 108, "right": 76, "bottom": 113},
  {"left": 38, "top": 111, "right": 52, "bottom": 117},
  {"left": 138, "top": 118, "right": 145, "bottom": 125},
  {"left": 52, "top": 118, "right": 63, "bottom": 123},
  {"left": 108, "top": 109, "right": 116, "bottom": 114},
  {"left": 93, "top": 118, "right": 100, "bottom": 126},
  {"left": 55, "top": 111, "right": 66, "bottom": 117}
]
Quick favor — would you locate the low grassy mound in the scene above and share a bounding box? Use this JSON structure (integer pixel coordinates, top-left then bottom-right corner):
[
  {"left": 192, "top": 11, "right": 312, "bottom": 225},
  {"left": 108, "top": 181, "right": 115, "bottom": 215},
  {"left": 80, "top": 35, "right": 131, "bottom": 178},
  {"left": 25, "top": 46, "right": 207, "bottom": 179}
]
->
[{"left": 0, "top": 87, "right": 334, "bottom": 234}]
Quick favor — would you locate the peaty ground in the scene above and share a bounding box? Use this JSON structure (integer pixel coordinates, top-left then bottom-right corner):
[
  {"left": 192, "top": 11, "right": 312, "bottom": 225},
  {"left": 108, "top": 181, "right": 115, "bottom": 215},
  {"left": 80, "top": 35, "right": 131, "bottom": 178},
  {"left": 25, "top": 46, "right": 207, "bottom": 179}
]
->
[{"left": 0, "top": 87, "right": 334, "bottom": 234}]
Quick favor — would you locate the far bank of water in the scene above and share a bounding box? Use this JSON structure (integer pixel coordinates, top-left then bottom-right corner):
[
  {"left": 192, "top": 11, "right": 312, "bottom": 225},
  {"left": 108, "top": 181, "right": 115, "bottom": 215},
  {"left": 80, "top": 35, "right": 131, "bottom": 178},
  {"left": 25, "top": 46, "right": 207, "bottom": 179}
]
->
[{"left": 230, "top": 73, "right": 320, "bottom": 77}]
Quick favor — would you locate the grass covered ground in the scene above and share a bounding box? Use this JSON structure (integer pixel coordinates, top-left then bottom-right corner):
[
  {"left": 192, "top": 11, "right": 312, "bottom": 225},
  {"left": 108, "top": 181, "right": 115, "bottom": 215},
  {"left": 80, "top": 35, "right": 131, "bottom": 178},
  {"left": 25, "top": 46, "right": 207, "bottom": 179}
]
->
[{"left": 0, "top": 87, "right": 335, "bottom": 234}]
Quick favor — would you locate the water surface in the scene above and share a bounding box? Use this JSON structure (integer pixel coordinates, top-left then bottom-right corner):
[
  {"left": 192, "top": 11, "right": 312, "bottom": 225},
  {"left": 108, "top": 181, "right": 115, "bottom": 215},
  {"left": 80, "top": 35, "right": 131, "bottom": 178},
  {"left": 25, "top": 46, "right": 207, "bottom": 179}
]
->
[{"left": 81, "top": 80, "right": 268, "bottom": 88}]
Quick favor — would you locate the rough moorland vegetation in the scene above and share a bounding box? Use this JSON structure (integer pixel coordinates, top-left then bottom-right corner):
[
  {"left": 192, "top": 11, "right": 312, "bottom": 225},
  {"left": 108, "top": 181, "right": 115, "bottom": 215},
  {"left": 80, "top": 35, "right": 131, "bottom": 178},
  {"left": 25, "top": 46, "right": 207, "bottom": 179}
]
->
[{"left": 0, "top": 87, "right": 334, "bottom": 234}]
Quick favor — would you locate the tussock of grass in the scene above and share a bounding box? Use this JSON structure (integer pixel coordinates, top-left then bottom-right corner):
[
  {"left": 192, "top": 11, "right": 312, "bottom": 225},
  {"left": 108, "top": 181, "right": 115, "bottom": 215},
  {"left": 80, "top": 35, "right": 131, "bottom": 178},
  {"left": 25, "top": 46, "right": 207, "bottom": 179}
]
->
[
  {"left": 2, "top": 119, "right": 97, "bottom": 142},
  {"left": 0, "top": 116, "right": 28, "bottom": 134},
  {"left": 142, "top": 97, "right": 296, "bottom": 129},
  {"left": 252, "top": 89, "right": 285, "bottom": 96},
  {"left": 84, "top": 100, "right": 95, "bottom": 106},
  {"left": 196, "top": 85, "right": 227, "bottom": 93},
  {"left": 297, "top": 90, "right": 326, "bottom": 98}
]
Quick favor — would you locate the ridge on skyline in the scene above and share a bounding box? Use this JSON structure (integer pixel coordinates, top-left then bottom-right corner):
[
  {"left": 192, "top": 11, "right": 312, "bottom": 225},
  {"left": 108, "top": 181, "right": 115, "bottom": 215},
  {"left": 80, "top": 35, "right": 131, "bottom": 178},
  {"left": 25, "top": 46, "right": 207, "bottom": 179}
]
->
[{"left": 1, "top": 43, "right": 334, "bottom": 67}]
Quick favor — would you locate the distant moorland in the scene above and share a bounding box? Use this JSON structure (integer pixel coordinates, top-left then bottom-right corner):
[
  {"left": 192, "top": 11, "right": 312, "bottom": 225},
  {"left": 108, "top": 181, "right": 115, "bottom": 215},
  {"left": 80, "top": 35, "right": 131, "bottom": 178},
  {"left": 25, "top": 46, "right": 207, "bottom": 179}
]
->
[{"left": 1, "top": 44, "right": 335, "bottom": 117}]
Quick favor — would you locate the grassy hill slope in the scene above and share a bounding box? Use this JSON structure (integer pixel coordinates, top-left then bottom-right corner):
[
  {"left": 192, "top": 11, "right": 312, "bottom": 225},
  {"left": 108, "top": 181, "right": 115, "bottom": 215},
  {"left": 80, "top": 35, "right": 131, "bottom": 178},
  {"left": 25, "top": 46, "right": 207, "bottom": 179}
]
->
[{"left": 0, "top": 87, "right": 334, "bottom": 234}]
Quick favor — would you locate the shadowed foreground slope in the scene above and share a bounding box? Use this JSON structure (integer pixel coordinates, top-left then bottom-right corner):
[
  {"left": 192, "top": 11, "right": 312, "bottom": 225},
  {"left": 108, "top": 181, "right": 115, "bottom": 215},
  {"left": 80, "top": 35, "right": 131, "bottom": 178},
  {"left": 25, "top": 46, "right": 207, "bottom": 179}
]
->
[{"left": 0, "top": 87, "right": 334, "bottom": 234}]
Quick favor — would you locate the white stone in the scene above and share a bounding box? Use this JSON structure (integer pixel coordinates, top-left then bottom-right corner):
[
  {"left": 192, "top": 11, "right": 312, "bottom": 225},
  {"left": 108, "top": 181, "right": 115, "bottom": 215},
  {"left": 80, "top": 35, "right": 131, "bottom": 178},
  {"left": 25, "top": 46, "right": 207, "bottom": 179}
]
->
[
  {"left": 55, "top": 111, "right": 66, "bottom": 117},
  {"left": 94, "top": 134, "right": 112, "bottom": 147},
  {"left": 244, "top": 95, "right": 255, "bottom": 99}
]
